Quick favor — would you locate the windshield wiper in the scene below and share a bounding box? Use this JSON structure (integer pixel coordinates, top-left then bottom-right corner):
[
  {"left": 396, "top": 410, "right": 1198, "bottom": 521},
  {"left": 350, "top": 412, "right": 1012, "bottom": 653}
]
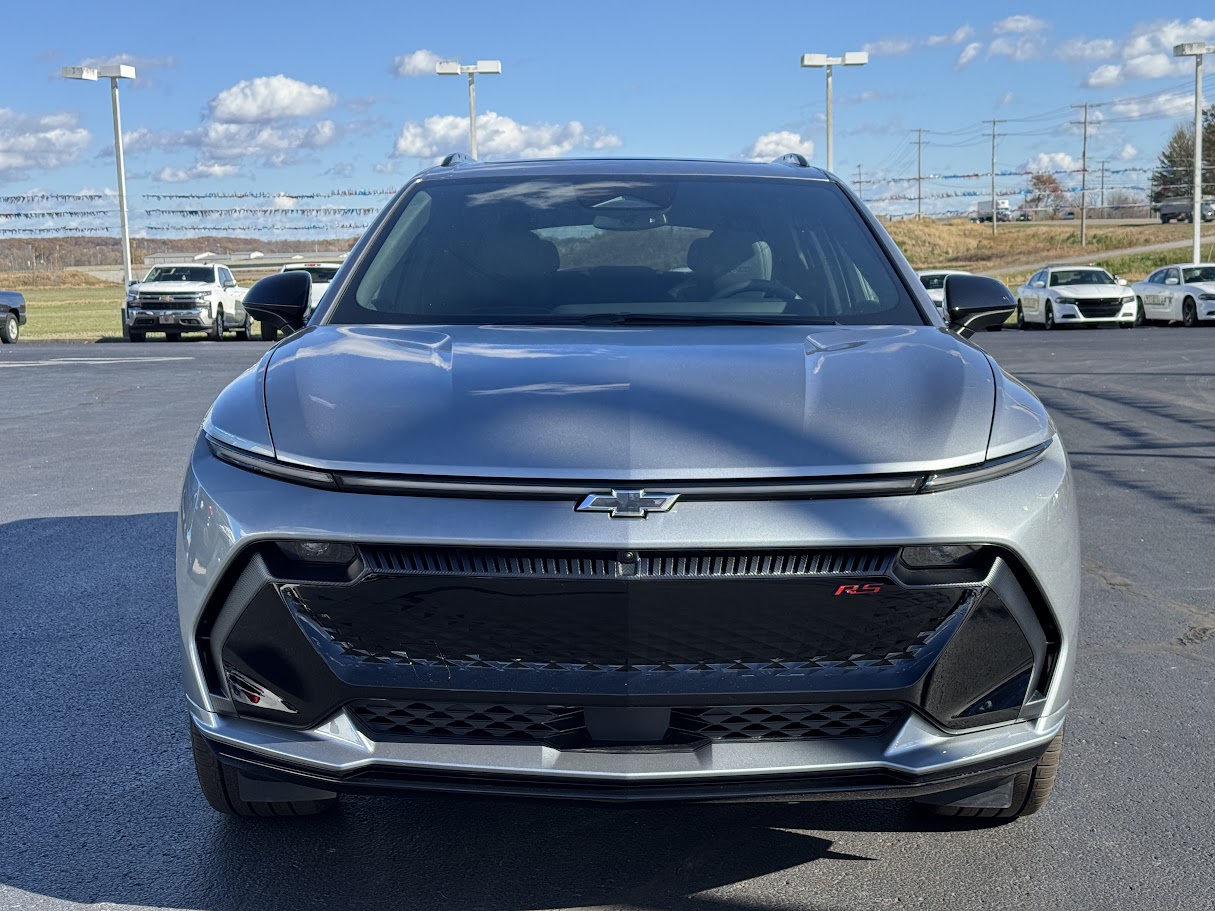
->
[{"left": 489, "top": 313, "right": 840, "bottom": 326}]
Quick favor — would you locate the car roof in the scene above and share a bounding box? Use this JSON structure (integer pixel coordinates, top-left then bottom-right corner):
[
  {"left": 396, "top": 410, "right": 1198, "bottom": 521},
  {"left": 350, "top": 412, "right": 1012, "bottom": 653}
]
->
[
  {"left": 146, "top": 263, "right": 215, "bottom": 269},
  {"left": 916, "top": 269, "right": 968, "bottom": 276},
  {"left": 1151, "top": 262, "right": 1215, "bottom": 270},
  {"left": 415, "top": 157, "right": 833, "bottom": 183},
  {"left": 282, "top": 262, "right": 342, "bottom": 269}
]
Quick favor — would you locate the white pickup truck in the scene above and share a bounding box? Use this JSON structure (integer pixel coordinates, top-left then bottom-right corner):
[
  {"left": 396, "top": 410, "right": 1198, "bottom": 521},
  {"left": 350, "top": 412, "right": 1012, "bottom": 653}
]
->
[
  {"left": 126, "top": 263, "right": 249, "bottom": 342},
  {"left": 261, "top": 261, "right": 343, "bottom": 339}
]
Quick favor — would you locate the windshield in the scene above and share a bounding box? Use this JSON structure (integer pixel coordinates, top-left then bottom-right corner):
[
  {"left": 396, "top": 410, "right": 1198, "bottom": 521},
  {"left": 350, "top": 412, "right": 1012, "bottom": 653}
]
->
[
  {"left": 144, "top": 266, "right": 214, "bottom": 283},
  {"left": 1049, "top": 269, "right": 1116, "bottom": 287},
  {"left": 1182, "top": 266, "right": 1215, "bottom": 283},
  {"left": 333, "top": 175, "right": 923, "bottom": 326}
]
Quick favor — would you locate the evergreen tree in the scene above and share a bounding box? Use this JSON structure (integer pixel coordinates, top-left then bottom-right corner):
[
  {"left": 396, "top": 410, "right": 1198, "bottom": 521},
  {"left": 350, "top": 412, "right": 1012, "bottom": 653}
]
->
[{"left": 1152, "top": 105, "right": 1215, "bottom": 201}]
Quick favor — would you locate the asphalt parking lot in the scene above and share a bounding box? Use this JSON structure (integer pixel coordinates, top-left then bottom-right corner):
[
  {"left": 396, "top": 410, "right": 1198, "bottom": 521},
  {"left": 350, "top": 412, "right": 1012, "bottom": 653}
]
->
[{"left": 2, "top": 329, "right": 1214, "bottom": 911}]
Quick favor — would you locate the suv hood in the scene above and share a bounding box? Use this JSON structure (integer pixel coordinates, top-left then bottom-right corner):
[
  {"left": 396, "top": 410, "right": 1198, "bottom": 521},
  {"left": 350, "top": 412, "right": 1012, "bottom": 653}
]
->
[
  {"left": 1051, "top": 284, "right": 1127, "bottom": 299},
  {"left": 135, "top": 281, "right": 214, "bottom": 294},
  {"left": 261, "top": 324, "right": 999, "bottom": 480}
]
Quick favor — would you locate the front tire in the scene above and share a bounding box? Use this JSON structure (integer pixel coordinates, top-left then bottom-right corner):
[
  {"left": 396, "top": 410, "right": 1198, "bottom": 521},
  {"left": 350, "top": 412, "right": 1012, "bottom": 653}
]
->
[
  {"left": 0, "top": 311, "right": 19, "bottom": 343},
  {"left": 1015, "top": 303, "right": 1026, "bottom": 330},
  {"left": 1183, "top": 298, "right": 1200, "bottom": 328},
  {"left": 190, "top": 724, "right": 337, "bottom": 818},
  {"left": 1044, "top": 303, "right": 1055, "bottom": 330},
  {"left": 1134, "top": 297, "right": 1145, "bottom": 327},
  {"left": 236, "top": 313, "right": 252, "bottom": 341},
  {"left": 211, "top": 307, "right": 225, "bottom": 342},
  {"left": 916, "top": 730, "right": 1064, "bottom": 821}
]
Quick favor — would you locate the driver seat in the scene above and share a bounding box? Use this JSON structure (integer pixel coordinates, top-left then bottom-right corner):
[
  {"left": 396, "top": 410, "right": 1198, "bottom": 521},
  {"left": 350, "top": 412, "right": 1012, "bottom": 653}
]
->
[{"left": 673, "top": 229, "right": 773, "bottom": 301}]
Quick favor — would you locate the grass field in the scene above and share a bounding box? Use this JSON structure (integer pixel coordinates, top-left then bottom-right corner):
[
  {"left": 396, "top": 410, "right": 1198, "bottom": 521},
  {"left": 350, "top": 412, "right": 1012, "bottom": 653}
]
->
[{"left": 20, "top": 287, "right": 126, "bottom": 341}]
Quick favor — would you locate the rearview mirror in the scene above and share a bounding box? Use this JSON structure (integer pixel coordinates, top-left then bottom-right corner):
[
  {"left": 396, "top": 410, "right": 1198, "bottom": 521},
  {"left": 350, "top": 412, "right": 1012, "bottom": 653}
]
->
[
  {"left": 242, "top": 270, "right": 310, "bottom": 335},
  {"left": 944, "top": 274, "right": 1016, "bottom": 338}
]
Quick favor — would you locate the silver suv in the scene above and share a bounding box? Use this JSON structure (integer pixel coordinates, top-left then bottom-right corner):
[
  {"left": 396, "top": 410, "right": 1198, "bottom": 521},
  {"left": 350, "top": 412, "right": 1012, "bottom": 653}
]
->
[{"left": 181, "top": 156, "right": 1078, "bottom": 822}]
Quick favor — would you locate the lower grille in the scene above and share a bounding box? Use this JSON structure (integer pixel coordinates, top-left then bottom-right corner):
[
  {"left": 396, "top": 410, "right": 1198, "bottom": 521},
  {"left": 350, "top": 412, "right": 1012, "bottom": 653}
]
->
[
  {"left": 348, "top": 699, "right": 905, "bottom": 747},
  {"left": 1075, "top": 300, "right": 1123, "bottom": 318}
]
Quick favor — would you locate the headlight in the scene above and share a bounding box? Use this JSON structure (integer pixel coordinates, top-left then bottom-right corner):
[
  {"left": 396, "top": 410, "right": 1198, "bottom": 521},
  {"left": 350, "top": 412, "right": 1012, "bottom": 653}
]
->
[
  {"left": 921, "top": 439, "right": 1053, "bottom": 492},
  {"left": 1199, "top": 293, "right": 1215, "bottom": 300},
  {"left": 206, "top": 434, "right": 337, "bottom": 488},
  {"left": 1122, "top": 295, "right": 1135, "bottom": 303},
  {"left": 1053, "top": 295, "right": 1073, "bottom": 304}
]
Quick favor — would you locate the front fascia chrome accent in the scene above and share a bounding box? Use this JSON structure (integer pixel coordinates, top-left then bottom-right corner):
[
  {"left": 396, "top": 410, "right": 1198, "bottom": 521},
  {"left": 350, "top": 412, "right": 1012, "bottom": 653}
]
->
[
  {"left": 203, "top": 434, "right": 1052, "bottom": 501},
  {"left": 921, "top": 439, "right": 1053, "bottom": 493}
]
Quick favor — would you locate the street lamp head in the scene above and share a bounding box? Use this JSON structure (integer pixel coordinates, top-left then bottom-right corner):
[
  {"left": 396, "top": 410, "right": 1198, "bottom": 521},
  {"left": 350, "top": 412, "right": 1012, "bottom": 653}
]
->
[
  {"left": 435, "top": 60, "right": 462, "bottom": 75},
  {"left": 1174, "top": 42, "right": 1214, "bottom": 57},
  {"left": 800, "top": 53, "right": 829, "bottom": 68},
  {"left": 61, "top": 65, "right": 99, "bottom": 81},
  {"left": 474, "top": 60, "right": 502, "bottom": 75},
  {"left": 842, "top": 51, "right": 869, "bottom": 66},
  {"left": 98, "top": 64, "right": 137, "bottom": 80}
]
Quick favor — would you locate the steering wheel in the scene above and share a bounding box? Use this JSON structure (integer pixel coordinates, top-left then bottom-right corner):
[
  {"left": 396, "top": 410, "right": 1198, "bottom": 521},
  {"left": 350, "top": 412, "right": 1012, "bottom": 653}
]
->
[{"left": 710, "top": 278, "right": 800, "bottom": 300}]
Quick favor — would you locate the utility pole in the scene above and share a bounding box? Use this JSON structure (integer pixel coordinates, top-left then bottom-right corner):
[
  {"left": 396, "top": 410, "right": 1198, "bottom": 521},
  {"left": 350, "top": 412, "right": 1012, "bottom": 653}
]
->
[
  {"left": 988, "top": 120, "right": 1006, "bottom": 237},
  {"left": 1070, "top": 103, "right": 1090, "bottom": 244},
  {"left": 1099, "top": 160, "right": 1107, "bottom": 214},
  {"left": 915, "top": 128, "right": 925, "bottom": 219},
  {"left": 855, "top": 164, "right": 863, "bottom": 200}
]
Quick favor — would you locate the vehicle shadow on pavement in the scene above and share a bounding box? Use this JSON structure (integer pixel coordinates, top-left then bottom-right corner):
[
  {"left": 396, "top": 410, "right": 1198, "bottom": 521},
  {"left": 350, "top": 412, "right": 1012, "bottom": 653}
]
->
[{"left": 0, "top": 513, "right": 1015, "bottom": 911}]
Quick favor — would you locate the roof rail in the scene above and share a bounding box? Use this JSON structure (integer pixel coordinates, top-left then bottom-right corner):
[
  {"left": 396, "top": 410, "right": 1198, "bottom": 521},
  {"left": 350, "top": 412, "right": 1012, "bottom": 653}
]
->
[
  {"left": 772, "top": 153, "right": 810, "bottom": 168},
  {"left": 439, "top": 152, "right": 474, "bottom": 167}
]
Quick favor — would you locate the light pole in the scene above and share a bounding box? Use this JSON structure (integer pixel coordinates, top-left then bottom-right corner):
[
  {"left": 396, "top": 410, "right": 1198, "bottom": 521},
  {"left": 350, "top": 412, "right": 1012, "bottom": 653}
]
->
[
  {"left": 435, "top": 59, "right": 502, "bottom": 159},
  {"left": 63, "top": 63, "right": 136, "bottom": 337},
  {"left": 799, "top": 51, "right": 868, "bottom": 173},
  {"left": 1174, "top": 42, "right": 1214, "bottom": 264}
]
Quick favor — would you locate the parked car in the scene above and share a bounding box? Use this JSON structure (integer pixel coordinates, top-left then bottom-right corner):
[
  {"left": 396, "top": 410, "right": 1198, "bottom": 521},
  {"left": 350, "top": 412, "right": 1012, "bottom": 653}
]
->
[
  {"left": 1131, "top": 262, "right": 1215, "bottom": 326},
  {"left": 262, "top": 262, "right": 343, "bottom": 339},
  {"left": 0, "top": 290, "right": 26, "bottom": 343},
  {"left": 1155, "top": 198, "right": 1215, "bottom": 224},
  {"left": 917, "top": 269, "right": 972, "bottom": 318},
  {"left": 1015, "top": 265, "right": 1137, "bottom": 329},
  {"left": 126, "top": 263, "right": 249, "bottom": 342},
  {"left": 183, "top": 154, "right": 1077, "bottom": 823}
]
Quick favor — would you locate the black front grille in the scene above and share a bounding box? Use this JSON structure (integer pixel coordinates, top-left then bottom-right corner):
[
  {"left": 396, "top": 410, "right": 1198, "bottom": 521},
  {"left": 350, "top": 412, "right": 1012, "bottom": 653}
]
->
[
  {"left": 359, "top": 545, "right": 895, "bottom": 579},
  {"left": 670, "top": 703, "right": 904, "bottom": 740},
  {"left": 286, "top": 572, "right": 965, "bottom": 675},
  {"left": 350, "top": 700, "right": 587, "bottom": 747},
  {"left": 348, "top": 699, "right": 905, "bottom": 747},
  {"left": 1075, "top": 299, "right": 1123, "bottom": 318}
]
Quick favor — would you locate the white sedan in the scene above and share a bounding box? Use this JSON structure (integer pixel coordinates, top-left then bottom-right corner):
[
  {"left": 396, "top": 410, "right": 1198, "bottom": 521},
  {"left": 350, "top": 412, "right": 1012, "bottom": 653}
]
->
[
  {"left": 1015, "top": 265, "right": 1137, "bottom": 329},
  {"left": 916, "top": 270, "right": 971, "bottom": 317},
  {"left": 1131, "top": 263, "right": 1215, "bottom": 327}
]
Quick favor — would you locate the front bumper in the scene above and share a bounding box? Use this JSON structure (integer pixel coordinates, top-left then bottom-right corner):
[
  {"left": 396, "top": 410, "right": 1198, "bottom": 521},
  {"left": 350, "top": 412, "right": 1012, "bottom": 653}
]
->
[
  {"left": 179, "top": 436, "right": 1079, "bottom": 799},
  {"left": 128, "top": 307, "right": 216, "bottom": 330}
]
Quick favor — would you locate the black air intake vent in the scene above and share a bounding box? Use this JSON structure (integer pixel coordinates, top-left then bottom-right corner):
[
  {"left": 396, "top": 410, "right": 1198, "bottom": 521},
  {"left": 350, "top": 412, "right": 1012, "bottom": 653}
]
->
[{"left": 359, "top": 545, "right": 896, "bottom": 579}]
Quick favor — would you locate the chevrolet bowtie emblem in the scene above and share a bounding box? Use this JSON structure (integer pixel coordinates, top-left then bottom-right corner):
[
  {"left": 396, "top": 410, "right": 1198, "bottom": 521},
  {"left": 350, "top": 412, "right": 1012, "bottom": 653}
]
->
[{"left": 576, "top": 489, "right": 679, "bottom": 519}]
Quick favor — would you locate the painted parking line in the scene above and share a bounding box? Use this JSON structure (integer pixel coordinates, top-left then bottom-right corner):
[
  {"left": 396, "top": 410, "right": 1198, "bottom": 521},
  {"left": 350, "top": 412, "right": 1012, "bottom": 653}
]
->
[{"left": 0, "top": 356, "right": 195, "bottom": 368}]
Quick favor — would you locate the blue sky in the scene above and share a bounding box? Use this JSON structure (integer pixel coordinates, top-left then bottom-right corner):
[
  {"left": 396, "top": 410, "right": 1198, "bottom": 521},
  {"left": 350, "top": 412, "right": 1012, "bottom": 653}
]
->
[{"left": 3, "top": 1, "right": 1214, "bottom": 234}]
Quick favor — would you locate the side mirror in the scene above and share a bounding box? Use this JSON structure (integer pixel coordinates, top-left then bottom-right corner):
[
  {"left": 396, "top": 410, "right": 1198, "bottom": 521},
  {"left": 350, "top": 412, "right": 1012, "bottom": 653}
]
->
[
  {"left": 1117, "top": 278, "right": 1128, "bottom": 286},
  {"left": 1031, "top": 280, "right": 1045, "bottom": 288},
  {"left": 128, "top": 280, "right": 139, "bottom": 287},
  {"left": 1165, "top": 277, "right": 1179, "bottom": 285},
  {"left": 944, "top": 274, "right": 1016, "bottom": 338},
  {"left": 243, "top": 270, "right": 310, "bottom": 335}
]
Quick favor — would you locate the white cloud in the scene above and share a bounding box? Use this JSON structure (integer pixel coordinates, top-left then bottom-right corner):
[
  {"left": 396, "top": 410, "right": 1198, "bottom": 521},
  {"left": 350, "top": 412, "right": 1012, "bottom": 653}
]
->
[
  {"left": 271, "top": 194, "right": 296, "bottom": 208},
  {"left": 743, "top": 131, "right": 814, "bottom": 163},
  {"left": 998, "top": 91, "right": 1016, "bottom": 105},
  {"left": 393, "top": 111, "right": 622, "bottom": 160},
  {"left": 1084, "top": 18, "right": 1215, "bottom": 87},
  {"left": 861, "top": 38, "right": 915, "bottom": 56},
  {"left": 1108, "top": 91, "right": 1193, "bottom": 120},
  {"left": 926, "top": 25, "right": 975, "bottom": 46},
  {"left": 79, "top": 53, "right": 175, "bottom": 71},
  {"left": 208, "top": 75, "right": 336, "bottom": 123},
  {"left": 1058, "top": 38, "right": 1117, "bottom": 61},
  {"left": 988, "top": 35, "right": 1039, "bottom": 62},
  {"left": 1025, "top": 152, "right": 1080, "bottom": 172},
  {"left": 393, "top": 49, "right": 443, "bottom": 76},
  {"left": 155, "top": 162, "right": 238, "bottom": 182},
  {"left": 955, "top": 42, "right": 982, "bottom": 70},
  {"left": 1118, "top": 143, "right": 1138, "bottom": 161},
  {"left": 196, "top": 119, "right": 340, "bottom": 164},
  {"left": 0, "top": 108, "right": 91, "bottom": 177},
  {"left": 1085, "top": 64, "right": 1123, "bottom": 87},
  {"left": 994, "top": 15, "right": 1048, "bottom": 34}
]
